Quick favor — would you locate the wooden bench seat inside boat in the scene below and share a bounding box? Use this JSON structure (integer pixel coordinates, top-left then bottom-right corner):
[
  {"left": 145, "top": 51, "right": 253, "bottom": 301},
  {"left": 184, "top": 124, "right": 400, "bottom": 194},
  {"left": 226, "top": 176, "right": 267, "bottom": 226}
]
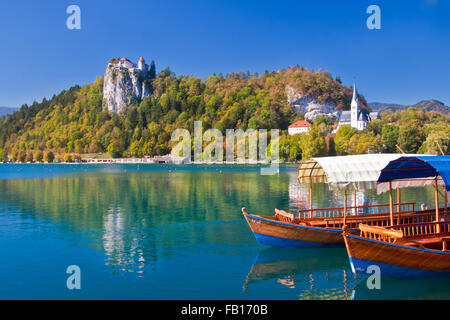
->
[
  {"left": 404, "top": 235, "right": 450, "bottom": 244},
  {"left": 399, "top": 236, "right": 450, "bottom": 251},
  {"left": 274, "top": 209, "right": 295, "bottom": 223}
]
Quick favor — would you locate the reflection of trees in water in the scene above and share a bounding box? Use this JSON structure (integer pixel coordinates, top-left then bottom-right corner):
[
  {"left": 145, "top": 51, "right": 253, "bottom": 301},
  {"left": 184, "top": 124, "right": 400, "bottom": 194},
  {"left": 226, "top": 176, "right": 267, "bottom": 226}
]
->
[
  {"left": 0, "top": 170, "right": 293, "bottom": 274},
  {"left": 0, "top": 168, "right": 441, "bottom": 281},
  {"left": 102, "top": 205, "right": 155, "bottom": 275},
  {"left": 288, "top": 171, "right": 309, "bottom": 209}
]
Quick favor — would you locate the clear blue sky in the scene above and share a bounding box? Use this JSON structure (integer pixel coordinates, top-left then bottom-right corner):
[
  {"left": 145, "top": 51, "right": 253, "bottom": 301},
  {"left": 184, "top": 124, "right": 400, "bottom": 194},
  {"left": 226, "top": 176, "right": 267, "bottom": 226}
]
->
[{"left": 1, "top": 0, "right": 449, "bottom": 108}]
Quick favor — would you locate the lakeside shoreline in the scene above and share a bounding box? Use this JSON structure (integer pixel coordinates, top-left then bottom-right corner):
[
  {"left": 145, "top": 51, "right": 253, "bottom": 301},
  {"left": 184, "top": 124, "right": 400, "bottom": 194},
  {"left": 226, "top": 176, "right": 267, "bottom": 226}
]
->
[{"left": 0, "top": 161, "right": 299, "bottom": 166}]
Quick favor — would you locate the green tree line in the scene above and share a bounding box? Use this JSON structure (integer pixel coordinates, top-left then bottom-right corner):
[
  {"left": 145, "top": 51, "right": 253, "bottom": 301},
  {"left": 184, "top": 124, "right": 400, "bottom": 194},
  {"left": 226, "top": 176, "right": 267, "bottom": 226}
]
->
[
  {"left": 278, "top": 108, "right": 449, "bottom": 162},
  {"left": 0, "top": 64, "right": 447, "bottom": 162},
  {"left": 0, "top": 66, "right": 360, "bottom": 160}
]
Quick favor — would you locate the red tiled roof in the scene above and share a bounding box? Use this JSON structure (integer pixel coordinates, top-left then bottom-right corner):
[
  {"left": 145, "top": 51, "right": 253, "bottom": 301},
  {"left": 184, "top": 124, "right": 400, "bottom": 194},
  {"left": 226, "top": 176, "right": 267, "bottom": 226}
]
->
[
  {"left": 288, "top": 120, "right": 311, "bottom": 128},
  {"left": 119, "top": 57, "right": 133, "bottom": 63}
]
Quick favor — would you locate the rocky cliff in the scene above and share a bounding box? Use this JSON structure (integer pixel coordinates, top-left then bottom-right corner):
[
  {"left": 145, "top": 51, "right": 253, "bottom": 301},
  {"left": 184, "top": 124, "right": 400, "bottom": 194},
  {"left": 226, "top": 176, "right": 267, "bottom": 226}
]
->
[
  {"left": 103, "top": 58, "right": 152, "bottom": 113},
  {"left": 286, "top": 85, "right": 339, "bottom": 122}
]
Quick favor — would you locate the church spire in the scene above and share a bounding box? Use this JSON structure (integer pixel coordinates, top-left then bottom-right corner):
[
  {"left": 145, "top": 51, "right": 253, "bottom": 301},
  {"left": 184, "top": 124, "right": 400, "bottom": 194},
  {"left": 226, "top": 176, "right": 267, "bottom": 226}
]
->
[
  {"left": 350, "top": 80, "right": 359, "bottom": 129},
  {"left": 352, "top": 81, "right": 358, "bottom": 102}
]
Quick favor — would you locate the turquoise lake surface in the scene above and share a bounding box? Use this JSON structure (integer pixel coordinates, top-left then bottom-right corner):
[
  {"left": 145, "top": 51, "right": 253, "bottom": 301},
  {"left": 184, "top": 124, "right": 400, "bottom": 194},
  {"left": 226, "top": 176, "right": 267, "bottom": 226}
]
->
[{"left": 0, "top": 164, "right": 449, "bottom": 299}]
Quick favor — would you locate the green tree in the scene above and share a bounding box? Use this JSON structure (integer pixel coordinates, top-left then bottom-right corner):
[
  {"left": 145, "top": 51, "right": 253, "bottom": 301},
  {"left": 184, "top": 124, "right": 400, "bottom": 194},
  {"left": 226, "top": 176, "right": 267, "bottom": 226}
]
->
[
  {"left": 347, "top": 132, "right": 382, "bottom": 154},
  {"left": 107, "top": 140, "right": 123, "bottom": 158},
  {"left": 300, "top": 125, "right": 327, "bottom": 159},
  {"left": 334, "top": 126, "right": 357, "bottom": 155},
  {"left": 0, "top": 149, "right": 8, "bottom": 162},
  {"left": 314, "top": 115, "right": 333, "bottom": 127},
  {"left": 149, "top": 60, "right": 156, "bottom": 79},
  {"left": 381, "top": 124, "right": 399, "bottom": 153},
  {"left": 366, "top": 119, "right": 384, "bottom": 136},
  {"left": 44, "top": 151, "right": 55, "bottom": 163},
  {"left": 398, "top": 121, "right": 424, "bottom": 153},
  {"left": 279, "top": 134, "right": 303, "bottom": 162},
  {"left": 419, "top": 127, "right": 450, "bottom": 155},
  {"left": 34, "top": 150, "right": 44, "bottom": 162},
  {"left": 64, "top": 154, "right": 72, "bottom": 162},
  {"left": 18, "top": 150, "right": 26, "bottom": 162}
]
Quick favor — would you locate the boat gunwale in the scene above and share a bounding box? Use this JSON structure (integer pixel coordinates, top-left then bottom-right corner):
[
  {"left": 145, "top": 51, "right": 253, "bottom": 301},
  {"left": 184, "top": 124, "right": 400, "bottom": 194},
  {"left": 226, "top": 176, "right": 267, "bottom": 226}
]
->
[
  {"left": 344, "top": 233, "right": 450, "bottom": 255},
  {"left": 244, "top": 213, "right": 359, "bottom": 233}
]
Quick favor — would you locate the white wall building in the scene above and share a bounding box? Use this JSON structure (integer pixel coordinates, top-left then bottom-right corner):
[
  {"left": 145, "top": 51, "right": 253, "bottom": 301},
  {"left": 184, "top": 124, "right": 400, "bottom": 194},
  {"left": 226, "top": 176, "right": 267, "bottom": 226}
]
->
[
  {"left": 118, "top": 57, "right": 135, "bottom": 69},
  {"left": 288, "top": 120, "right": 311, "bottom": 135}
]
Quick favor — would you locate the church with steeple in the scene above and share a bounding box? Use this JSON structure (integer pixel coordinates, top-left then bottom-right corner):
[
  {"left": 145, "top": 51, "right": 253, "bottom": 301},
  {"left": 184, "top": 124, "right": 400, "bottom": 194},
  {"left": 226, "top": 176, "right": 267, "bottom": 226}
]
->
[{"left": 335, "top": 81, "right": 379, "bottom": 132}]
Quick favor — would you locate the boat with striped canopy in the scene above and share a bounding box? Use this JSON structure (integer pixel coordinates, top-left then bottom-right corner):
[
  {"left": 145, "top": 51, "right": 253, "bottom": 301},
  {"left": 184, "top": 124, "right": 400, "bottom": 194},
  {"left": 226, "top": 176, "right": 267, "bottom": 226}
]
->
[
  {"left": 243, "top": 154, "right": 438, "bottom": 248},
  {"left": 344, "top": 155, "right": 450, "bottom": 279}
]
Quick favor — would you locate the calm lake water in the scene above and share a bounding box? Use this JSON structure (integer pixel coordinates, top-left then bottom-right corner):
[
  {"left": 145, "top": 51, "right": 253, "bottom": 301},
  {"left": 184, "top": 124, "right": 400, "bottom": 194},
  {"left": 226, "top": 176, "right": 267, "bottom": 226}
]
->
[{"left": 0, "top": 164, "right": 449, "bottom": 300}]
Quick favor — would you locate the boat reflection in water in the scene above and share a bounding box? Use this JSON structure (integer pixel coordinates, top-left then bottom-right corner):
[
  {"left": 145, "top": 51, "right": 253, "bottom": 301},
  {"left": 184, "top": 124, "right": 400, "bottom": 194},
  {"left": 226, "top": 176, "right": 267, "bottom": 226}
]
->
[
  {"left": 243, "top": 247, "right": 364, "bottom": 300},
  {"left": 243, "top": 246, "right": 450, "bottom": 300}
]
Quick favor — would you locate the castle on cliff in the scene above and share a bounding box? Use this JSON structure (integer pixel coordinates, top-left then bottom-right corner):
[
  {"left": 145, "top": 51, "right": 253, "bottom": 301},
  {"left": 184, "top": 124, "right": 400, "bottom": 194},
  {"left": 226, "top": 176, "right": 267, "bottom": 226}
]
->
[
  {"left": 103, "top": 57, "right": 153, "bottom": 113},
  {"left": 114, "top": 57, "right": 149, "bottom": 73}
]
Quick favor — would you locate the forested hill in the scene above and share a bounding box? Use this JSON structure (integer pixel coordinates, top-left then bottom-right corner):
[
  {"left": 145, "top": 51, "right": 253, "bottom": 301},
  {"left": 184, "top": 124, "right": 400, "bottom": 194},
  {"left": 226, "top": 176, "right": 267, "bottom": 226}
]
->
[
  {"left": 369, "top": 99, "right": 449, "bottom": 114},
  {"left": 0, "top": 66, "right": 361, "bottom": 158}
]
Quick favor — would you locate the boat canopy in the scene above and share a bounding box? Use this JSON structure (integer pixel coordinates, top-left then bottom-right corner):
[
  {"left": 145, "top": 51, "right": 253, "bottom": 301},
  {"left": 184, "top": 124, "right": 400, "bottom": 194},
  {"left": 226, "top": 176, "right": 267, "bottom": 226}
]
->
[
  {"left": 377, "top": 155, "right": 449, "bottom": 195},
  {"left": 298, "top": 154, "right": 415, "bottom": 190}
]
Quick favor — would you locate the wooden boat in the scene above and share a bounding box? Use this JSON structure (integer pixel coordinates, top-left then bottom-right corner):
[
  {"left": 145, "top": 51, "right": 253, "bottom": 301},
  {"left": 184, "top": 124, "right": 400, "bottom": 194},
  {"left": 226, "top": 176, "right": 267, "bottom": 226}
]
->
[
  {"left": 343, "top": 155, "right": 450, "bottom": 279},
  {"left": 243, "top": 154, "right": 436, "bottom": 248},
  {"left": 344, "top": 221, "right": 450, "bottom": 279},
  {"left": 243, "top": 205, "right": 437, "bottom": 248}
]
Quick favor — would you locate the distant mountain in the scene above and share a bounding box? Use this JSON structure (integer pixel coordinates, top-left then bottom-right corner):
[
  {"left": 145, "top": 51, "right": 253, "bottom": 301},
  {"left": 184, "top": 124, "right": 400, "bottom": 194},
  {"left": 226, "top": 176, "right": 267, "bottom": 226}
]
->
[
  {"left": 413, "top": 100, "right": 449, "bottom": 113},
  {"left": 0, "top": 107, "right": 18, "bottom": 117},
  {"left": 369, "top": 100, "right": 449, "bottom": 114}
]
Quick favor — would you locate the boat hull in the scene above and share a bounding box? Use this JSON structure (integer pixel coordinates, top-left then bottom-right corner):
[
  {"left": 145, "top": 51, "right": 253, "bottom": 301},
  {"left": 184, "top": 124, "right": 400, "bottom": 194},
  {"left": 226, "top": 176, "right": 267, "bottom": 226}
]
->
[
  {"left": 344, "top": 234, "right": 450, "bottom": 279},
  {"left": 243, "top": 213, "right": 354, "bottom": 248}
]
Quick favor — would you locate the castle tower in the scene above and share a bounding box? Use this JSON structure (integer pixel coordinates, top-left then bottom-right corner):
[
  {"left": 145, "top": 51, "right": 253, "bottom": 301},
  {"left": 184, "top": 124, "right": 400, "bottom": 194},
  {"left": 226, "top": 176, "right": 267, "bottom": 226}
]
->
[
  {"left": 138, "top": 57, "right": 145, "bottom": 71},
  {"left": 350, "top": 81, "right": 359, "bottom": 129}
]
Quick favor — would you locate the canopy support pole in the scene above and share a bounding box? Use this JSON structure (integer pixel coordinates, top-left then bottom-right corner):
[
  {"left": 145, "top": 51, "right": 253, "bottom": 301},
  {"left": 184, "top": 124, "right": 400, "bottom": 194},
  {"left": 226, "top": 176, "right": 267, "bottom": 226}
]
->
[
  {"left": 343, "top": 189, "right": 347, "bottom": 226},
  {"left": 389, "top": 182, "right": 394, "bottom": 226},
  {"left": 353, "top": 189, "right": 357, "bottom": 215},
  {"left": 397, "top": 188, "right": 402, "bottom": 223},
  {"left": 445, "top": 187, "right": 448, "bottom": 221},
  {"left": 309, "top": 178, "right": 313, "bottom": 219},
  {"left": 435, "top": 178, "right": 440, "bottom": 233}
]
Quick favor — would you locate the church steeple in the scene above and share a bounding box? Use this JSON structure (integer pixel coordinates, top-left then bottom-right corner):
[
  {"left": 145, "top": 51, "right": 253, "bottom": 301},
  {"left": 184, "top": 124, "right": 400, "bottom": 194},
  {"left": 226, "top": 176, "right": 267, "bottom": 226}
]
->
[{"left": 350, "top": 80, "right": 359, "bottom": 129}]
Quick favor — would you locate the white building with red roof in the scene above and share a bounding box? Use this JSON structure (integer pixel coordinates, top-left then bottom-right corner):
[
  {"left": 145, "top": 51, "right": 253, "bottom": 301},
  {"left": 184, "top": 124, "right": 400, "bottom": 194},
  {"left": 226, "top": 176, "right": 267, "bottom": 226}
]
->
[
  {"left": 288, "top": 120, "right": 311, "bottom": 135},
  {"left": 118, "top": 57, "right": 136, "bottom": 69},
  {"left": 112, "top": 57, "right": 149, "bottom": 73}
]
